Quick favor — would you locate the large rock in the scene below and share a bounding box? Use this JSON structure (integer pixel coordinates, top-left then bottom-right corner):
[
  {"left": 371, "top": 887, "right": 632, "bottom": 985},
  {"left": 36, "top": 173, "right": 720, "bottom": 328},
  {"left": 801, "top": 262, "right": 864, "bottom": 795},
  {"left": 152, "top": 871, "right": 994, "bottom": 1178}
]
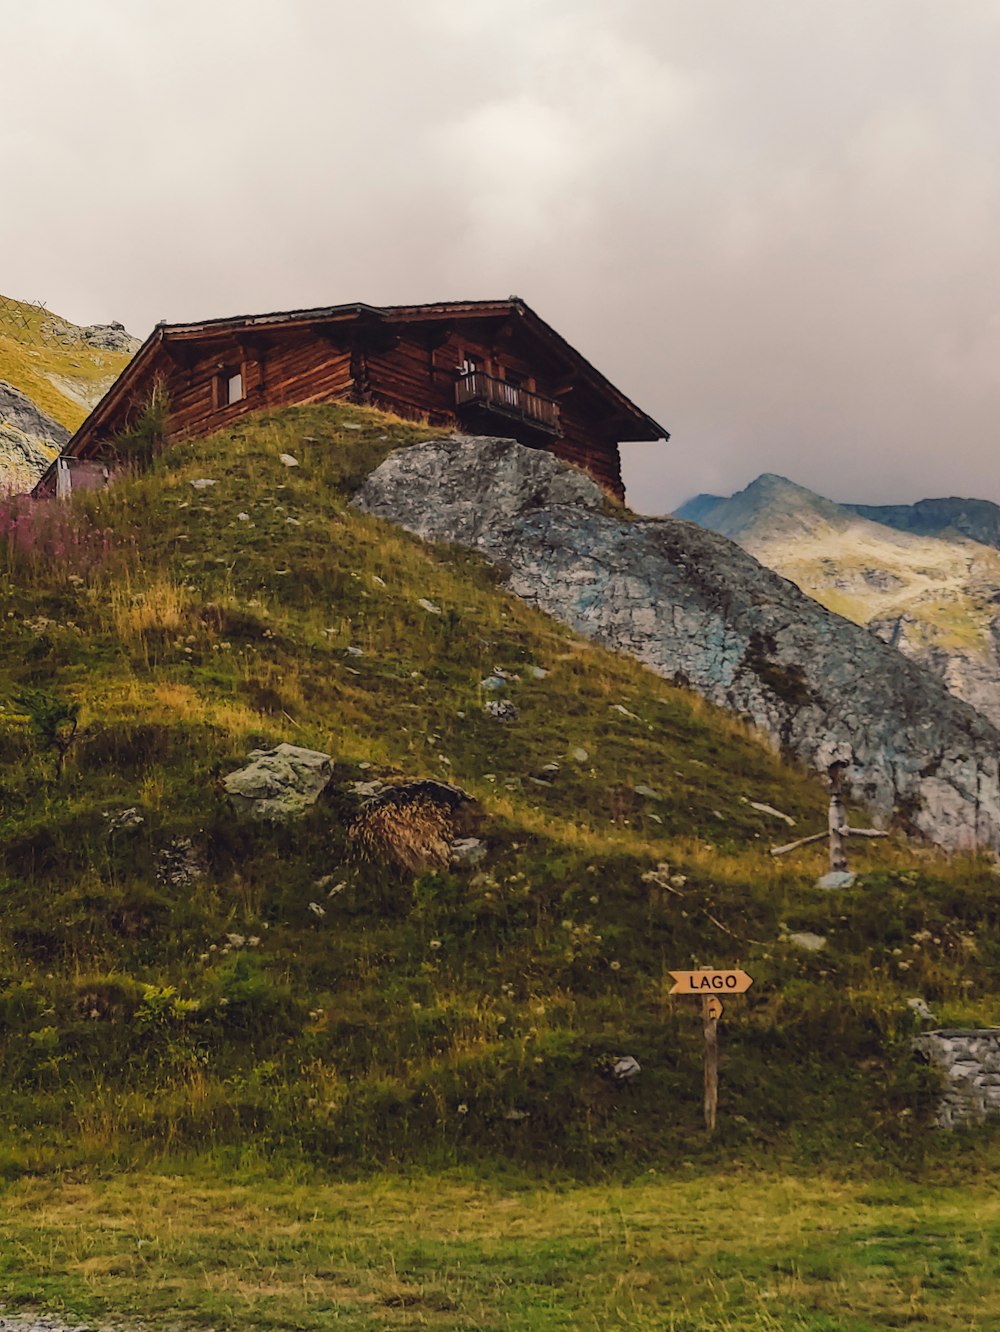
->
[
  {"left": 223, "top": 743, "right": 333, "bottom": 820},
  {"left": 354, "top": 437, "right": 1000, "bottom": 851}
]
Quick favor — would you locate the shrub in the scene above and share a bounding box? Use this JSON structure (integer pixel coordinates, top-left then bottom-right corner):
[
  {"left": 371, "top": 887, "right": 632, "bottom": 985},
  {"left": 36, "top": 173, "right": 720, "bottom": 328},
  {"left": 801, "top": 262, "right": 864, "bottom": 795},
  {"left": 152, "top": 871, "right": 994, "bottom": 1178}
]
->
[
  {"left": 13, "top": 687, "right": 79, "bottom": 778},
  {"left": 113, "top": 380, "right": 169, "bottom": 469}
]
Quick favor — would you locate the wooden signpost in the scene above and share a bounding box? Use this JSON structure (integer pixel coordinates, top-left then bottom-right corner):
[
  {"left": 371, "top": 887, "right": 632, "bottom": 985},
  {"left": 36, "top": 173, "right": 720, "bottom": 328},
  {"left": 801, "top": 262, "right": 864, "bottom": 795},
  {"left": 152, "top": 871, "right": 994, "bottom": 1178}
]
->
[{"left": 669, "top": 968, "right": 754, "bottom": 1132}]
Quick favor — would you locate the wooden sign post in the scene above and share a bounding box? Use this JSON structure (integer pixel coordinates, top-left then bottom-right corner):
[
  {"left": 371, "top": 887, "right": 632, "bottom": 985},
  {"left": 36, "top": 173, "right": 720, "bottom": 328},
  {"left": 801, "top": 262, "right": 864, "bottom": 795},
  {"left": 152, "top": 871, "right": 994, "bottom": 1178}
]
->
[{"left": 669, "top": 969, "right": 753, "bottom": 1133}]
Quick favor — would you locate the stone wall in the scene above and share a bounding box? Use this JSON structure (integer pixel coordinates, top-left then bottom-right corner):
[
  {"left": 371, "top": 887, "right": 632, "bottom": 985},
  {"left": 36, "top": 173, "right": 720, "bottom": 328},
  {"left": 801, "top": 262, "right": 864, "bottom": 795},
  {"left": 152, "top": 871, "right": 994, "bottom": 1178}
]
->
[{"left": 913, "top": 1030, "right": 1000, "bottom": 1127}]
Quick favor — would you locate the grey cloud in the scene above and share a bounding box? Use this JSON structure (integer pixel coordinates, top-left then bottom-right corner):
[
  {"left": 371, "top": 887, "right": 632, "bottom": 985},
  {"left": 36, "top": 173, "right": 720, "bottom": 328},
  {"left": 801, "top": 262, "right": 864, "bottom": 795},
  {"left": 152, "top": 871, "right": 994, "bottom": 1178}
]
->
[{"left": 3, "top": 0, "right": 999, "bottom": 511}]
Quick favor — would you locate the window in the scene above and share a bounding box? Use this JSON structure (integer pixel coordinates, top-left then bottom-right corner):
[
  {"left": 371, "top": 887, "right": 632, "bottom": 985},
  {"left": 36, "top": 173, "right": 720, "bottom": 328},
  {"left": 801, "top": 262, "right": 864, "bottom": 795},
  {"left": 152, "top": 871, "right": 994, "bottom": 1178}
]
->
[{"left": 214, "top": 365, "right": 245, "bottom": 409}]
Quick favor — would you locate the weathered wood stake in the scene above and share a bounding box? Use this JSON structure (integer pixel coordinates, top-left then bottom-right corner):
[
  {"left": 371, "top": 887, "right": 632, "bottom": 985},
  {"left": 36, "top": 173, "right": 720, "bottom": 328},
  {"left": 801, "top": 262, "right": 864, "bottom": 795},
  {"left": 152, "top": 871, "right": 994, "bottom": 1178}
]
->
[
  {"left": 702, "top": 995, "right": 719, "bottom": 1133},
  {"left": 828, "top": 764, "right": 849, "bottom": 873}
]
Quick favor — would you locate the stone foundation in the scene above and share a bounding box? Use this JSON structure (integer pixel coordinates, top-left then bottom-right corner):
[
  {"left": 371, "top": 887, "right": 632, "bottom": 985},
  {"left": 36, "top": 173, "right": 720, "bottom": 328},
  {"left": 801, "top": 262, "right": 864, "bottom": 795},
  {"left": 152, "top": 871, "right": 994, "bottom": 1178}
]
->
[{"left": 913, "top": 1029, "right": 1000, "bottom": 1127}]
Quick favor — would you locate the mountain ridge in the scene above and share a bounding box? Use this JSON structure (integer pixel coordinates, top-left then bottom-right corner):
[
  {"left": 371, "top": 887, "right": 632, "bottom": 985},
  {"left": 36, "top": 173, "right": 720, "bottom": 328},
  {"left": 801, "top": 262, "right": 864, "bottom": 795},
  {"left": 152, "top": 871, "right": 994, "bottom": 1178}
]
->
[
  {"left": 845, "top": 496, "right": 1000, "bottom": 551},
  {"left": 675, "top": 473, "right": 1000, "bottom": 728}
]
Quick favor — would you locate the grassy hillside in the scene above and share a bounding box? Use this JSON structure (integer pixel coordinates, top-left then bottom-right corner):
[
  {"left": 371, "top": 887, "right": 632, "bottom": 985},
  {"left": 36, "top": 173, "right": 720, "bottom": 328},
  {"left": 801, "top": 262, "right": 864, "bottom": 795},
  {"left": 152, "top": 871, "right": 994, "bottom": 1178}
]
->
[
  {"left": 0, "top": 295, "right": 134, "bottom": 431},
  {"left": 0, "top": 403, "right": 998, "bottom": 1181},
  {"left": 747, "top": 522, "right": 1000, "bottom": 655}
]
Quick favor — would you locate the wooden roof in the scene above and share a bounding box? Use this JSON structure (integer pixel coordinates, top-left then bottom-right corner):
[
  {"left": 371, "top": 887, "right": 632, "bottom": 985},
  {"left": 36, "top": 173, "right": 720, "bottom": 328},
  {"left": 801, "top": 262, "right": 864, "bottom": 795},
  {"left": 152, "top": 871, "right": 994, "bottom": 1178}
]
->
[{"left": 49, "top": 297, "right": 669, "bottom": 467}]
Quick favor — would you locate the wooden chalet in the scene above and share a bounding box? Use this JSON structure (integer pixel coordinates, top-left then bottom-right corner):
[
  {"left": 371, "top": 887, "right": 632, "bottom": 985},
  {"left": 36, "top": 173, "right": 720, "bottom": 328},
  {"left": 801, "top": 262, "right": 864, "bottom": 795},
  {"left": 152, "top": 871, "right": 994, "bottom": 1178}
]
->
[{"left": 35, "top": 297, "right": 667, "bottom": 500}]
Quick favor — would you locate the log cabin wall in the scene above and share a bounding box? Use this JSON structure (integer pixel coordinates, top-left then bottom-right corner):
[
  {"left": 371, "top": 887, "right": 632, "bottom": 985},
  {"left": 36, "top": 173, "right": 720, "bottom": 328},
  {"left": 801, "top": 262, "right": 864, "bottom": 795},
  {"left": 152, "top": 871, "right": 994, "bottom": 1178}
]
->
[
  {"left": 49, "top": 304, "right": 661, "bottom": 504},
  {"left": 159, "top": 333, "right": 355, "bottom": 440},
  {"left": 364, "top": 324, "right": 626, "bottom": 497}
]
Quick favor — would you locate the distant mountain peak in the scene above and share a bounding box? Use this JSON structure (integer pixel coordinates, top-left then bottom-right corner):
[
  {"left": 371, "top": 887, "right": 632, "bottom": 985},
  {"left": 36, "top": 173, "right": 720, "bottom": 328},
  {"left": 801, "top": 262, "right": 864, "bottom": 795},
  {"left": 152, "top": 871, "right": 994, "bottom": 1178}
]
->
[{"left": 675, "top": 471, "right": 848, "bottom": 542}]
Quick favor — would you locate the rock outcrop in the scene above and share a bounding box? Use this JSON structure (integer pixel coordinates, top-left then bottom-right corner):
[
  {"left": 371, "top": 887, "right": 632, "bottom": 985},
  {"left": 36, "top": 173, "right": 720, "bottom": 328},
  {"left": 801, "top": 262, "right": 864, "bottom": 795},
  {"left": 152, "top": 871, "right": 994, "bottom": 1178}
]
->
[
  {"left": 355, "top": 437, "right": 1000, "bottom": 851},
  {"left": 0, "top": 381, "right": 69, "bottom": 493},
  {"left": 76, "top": 320, "right": 140, "bottom": 355}
]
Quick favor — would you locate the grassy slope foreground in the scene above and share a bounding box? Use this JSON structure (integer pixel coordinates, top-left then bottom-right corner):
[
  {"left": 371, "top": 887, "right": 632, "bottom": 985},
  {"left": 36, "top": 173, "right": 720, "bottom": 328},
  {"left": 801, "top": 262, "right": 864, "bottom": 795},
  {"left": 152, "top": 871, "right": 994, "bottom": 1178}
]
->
[{"left": 0, "top": 405, "right": 999, "bottom": 1326}]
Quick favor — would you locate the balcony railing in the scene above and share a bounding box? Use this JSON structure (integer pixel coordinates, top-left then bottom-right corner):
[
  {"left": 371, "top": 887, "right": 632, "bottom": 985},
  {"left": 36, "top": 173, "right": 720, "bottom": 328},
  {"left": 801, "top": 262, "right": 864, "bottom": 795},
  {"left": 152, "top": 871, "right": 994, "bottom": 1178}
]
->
[{"left": 455, "top": 371, "right": 560, "bottom": 434}]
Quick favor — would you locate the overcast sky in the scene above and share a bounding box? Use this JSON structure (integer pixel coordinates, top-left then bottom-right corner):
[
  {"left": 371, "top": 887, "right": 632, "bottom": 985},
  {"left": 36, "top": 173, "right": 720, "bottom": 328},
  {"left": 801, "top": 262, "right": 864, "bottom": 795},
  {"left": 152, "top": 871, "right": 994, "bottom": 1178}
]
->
[{"left": 3, "top": 0, "right": 1000, "bottom": 512}]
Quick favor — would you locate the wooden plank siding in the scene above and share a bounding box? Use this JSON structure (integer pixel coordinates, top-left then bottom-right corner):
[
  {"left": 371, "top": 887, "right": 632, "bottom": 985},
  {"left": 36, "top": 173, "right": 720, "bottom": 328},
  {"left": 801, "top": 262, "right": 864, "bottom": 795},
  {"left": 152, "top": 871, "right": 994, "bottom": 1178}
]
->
[{"left": 36, "top": 300, "right": 667, "bottom": 503}]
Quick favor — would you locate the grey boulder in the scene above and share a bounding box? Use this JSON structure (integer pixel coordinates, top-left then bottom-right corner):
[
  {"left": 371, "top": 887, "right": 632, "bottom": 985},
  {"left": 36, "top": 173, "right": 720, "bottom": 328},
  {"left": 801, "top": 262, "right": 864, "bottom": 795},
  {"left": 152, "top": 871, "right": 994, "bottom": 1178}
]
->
[{"left": 224, "top": 743, "right": 333, "bottom": 820}]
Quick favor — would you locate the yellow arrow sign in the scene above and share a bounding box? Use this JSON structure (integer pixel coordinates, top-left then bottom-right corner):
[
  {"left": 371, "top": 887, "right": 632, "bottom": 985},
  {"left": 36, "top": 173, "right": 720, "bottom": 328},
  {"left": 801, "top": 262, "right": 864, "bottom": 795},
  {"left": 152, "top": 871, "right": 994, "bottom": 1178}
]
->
[{"left": 669, "top": 968, "right": 753, "bottom": 995}]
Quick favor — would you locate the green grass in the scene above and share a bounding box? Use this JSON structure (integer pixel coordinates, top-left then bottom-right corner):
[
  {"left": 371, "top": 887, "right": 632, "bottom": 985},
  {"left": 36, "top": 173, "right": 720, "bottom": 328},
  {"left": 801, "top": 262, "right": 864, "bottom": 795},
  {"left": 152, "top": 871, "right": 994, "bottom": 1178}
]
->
[
  {"left": 0, "top": 401, "right": 997, "bottom": 1186},
  {"left": 0, "top": 294, "right": 133, "bottom": 430},
  {"left": 2, "top": 1165, "right": 1000, "bottom": 1329}
]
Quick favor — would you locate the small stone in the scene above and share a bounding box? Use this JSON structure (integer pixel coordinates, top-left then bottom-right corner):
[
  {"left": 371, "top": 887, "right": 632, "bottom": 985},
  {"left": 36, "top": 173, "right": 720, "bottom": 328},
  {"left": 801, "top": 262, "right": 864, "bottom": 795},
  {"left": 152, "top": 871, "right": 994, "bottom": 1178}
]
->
[
  {"left": 906, "top": 997, "right": 936, "bottom": 1022},
  {"left": 237, "top": 511, "right": 250, "bottom": 521},
  {"left": 817, "top": 870, "right": 856, "bottom": 890},
  {"left": 785, "top": 931, "right": 827, "bottom": 952},
  {"left": 190, "top": 477, "right": 217, "bottom": 489},
  {"left": 418, "top": 598, "right": 442, "bottom": 614},
  {"left": 451, "top": 837, "right": 486, "bottom": 867},
  {"left": 611, "top": 703, "right": 641, "bottom": 721},
  {"left": 633, "top": 784, "right": 661, "bottom": 800},
  {"left": 480, "top": 675, "right": 508, "bottom": 691},
  {"left": 485, "top": 699, "right": 519, "bottom": 721},
  {"left": 570, "top": 746, "right": 589, "bottom": 763},
  {"left": 102, "top": 806, "right": 145, "bottom": 833},
  {"left": 279, "top": 453, "right": 299, "bottom": 467},
  {"left": 529, "top": 665, "right": 548, "bottom": 679},
  {"left": 612, "top": 1055, "right": 641, "bottom": 1082}
]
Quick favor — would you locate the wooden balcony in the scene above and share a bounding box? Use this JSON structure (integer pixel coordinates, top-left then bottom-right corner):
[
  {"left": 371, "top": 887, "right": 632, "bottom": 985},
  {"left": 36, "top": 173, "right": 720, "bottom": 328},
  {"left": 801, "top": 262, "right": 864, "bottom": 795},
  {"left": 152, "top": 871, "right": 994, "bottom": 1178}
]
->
[{"left": 455, "top": 371, "right": 560, "bottom": 435}]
